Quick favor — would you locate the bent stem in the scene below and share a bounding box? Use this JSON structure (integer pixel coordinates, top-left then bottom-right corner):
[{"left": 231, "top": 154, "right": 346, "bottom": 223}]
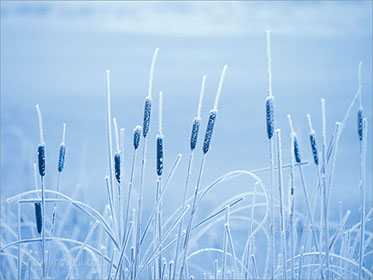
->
[{"left": 174, "top": 151, "right": 194, "bottom": 279}]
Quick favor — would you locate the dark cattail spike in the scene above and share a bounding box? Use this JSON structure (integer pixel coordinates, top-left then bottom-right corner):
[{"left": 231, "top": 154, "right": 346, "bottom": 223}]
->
[
  {"left": 307, "top": 114, "right": 319, "bottom": 165},
  {"left": 203, "top": 110, "right": 217, "bottom": 154},
  {"left": 57, "top": 123, "right": 66, "bottom": 173},
  {"left": 133, "top": 125, "right": 142, "bottom": 150},
  {"left": 358, "top": 108, "right": 363, "bottom": 141},
  {"left": 190, "top": 117, "right": 200, "bottom": 151},
  {"left": 156, "top": 91, "right": 164, "bottom": 176},
  {"left": 156, "top": 134, "right": 164, "bottom": 176},
  {"left": 38, "top": 143, "right": 46, "bottom": 177},
  {"left": 143, "top": 96, "right": 152, "bottom": 138},
  {"left": 34, "top": 202, "right": 42, "bottom": 234},
  {"left": 266, "top": 96, "right": 275, "bottom": 139},
  {"left": 292, "top": 133, "right": 301, "bottom": 164},
  {"left": 58, "top": 144, "right": 66, "bottom": 172},
  {"left": 288, "top": 115, "right": 301, "bottom": 164},
  {"left": 114, "top": 153, "right": 121, "bottom": 183},
  {"left": 309, "top": 133, "right": 319, "bottom": 166}
]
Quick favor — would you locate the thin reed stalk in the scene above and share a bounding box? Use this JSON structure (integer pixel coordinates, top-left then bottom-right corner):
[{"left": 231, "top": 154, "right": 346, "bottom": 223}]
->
[
  {"left": 274, "top": 129, "right": 287, "bottom": 279},
  {"left": 359, "top": 118, "right": 368, "bottom": 278},
  {"left": 265, "top": 29, "right": 276, "bottom": 280},
  {"left": 135, "top": 48, "right": 160, "bottom": 278},
  {"left": 65, "top": 221, "right": 99, "bottom": 279},
  {"left": 225, "top": 221, "right": 238, "bottom": 277},
  {"left": 321, "top": 98, "right": 330, "bottom": 278},
  {"left": 140, "top": 154, "right": 183, "bottom": 246},
  {"left": 244, "top": 183, "right": 258, "bottom": 279},
  {"left": 174, "top": 75, "right": 206, "bottom": 279},
  {"left": 124, "top": 126, "right": 141, "bottom": 245},
  {"left": 35, "top": 104, "right": 47, "bottom": 280},
  {"left": 180, "top": 65, "right": 227, "bottom": 279},
  {"left": 288, "top": 114, "right": 322, "bottom": 277},
  {"left": 222, "top": 206, "right": 229, "bottom": 279},
  {"left": 105, "top": 70, "right": 118, "bottom": 242}
]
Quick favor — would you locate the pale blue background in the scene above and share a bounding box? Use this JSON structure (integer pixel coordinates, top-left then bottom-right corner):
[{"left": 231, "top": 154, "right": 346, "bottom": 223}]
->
[{"left": 1, "top": 1, "right": 372, "bottom": 275}]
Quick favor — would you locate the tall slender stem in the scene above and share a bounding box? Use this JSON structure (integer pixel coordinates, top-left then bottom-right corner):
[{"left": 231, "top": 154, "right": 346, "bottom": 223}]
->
[
  {"left": 41, "top": 176, "right": 46, "bottom": 279},
  {"left": 174, "top": 151, "right": 194, "bottom": 279},
  {"left": 124, "top": 149, "right": 137, "bottom": 245},
  {"left": 275, "top": 129, "right": 287, "bottom": 280},
  {"left": 180, "top": 154, "right": 206, "bottom": 279},
  {"left": 135, "top": 137, "right": 148, "bottom": 277}
]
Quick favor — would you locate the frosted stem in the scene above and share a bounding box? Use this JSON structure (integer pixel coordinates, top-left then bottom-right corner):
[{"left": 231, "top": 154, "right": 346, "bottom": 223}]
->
[
  {"left": 62, "top": 123, "right": 66, "bottom": 144},
  {"left": 65, "top": 221, "right": 99, "bottom": 279},
  {"left": 275, "top": 129, "right": 287, "bottom": 280},
  {"left": 148, "top": 48, "right": 160, "bottom": 98},
  {"left": 35, "top": 104, "right": 44, "bottom": 143},
  {"left": 213, "top": 65, "right": 228, "bottom": 111},
  {"left": 197, "top": 76, "right": 207, "bottom": 119},
  {"left": 358, "top": 61, "right": 363, "bottom": 108},
  {"left": 159, "top": 91, "right": 163, "bottom": 135},
  {"left": 105, "top": 70, "right": 117, "bottom": 240},
  {"left": 113, "top": 118, "right": 120, "bottom": 153},
  {"left": 307, "top": 114, "right": 314, "bottom": 133},
  {"left": 266, "top": 30, "right": 273, "bottom": 97}
]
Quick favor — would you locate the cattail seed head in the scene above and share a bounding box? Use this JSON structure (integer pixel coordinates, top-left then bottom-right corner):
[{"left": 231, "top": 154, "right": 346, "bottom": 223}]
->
[
  {"left": 38, "top": 143, "right": 46, "bottom": 177},
  {"left": 133, "top": 126, "right": 141, "bottom": 150},
  {"left": 203, "top": 110, "right": 217, "bottom": 154},
  {"left": 190, "top": 117, "right": 200, "bottom": 151},
  {"left": 58, "top": 144, "right": 66, "bottom": 172},
  {"left": 34, "top": 202, "right": 42, "bottom": 234},
  {"left": 143, "top": 96, "right": 152, "bottom": 138},
  {"left": 309, "top": 132, "right": 319, "bottom": 165},
  {"left": 114, "top": 153, "right": 121, "bottom": 183},
  {"left": 156, "top": 134, "right": 164, "bottom": 176},
  {"left": 358, "top": 108, "right": 363, "bottom": 141},
  {"left": 292, "top": 133, "right": 301, "bottom": 163},
  {"left": 265, "top": 96, "right": 275, "bottom": 139}
]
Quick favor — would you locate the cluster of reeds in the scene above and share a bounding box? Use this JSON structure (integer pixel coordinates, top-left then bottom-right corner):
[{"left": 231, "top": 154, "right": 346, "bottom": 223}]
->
[{"left": 0, "top": 32, "right": 371, "bottom": 280}]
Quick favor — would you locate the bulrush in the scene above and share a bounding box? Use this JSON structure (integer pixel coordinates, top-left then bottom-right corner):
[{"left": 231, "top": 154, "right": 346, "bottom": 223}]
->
[
  {"left": 35, "top": 104, "right": 46, "bottom": 279},
  {"left": 266, "top": 96, "right": 275, "bottom": 140},
  {"left": 358, "top": 61, "right": 363, "bottom": 142},
  {"left": 358, "top": 108, "right": 363, "bottom": 141},
  {"left": 202, "top": 65, "right": 227, "bottom": 154},
  {"left": 135, "top": 47, "right": 160, "bottom": 277},
  {"left": 287, "top": 114, "right": 301, "bottom": 164},
  {"left": 113, "top": 118, "right": 121, "bottom": 184},
  {"left": 114, "top": 153, "right": 121, "bottom": 183},
  {"left": 143, "top": 96, "right": 152, "bottom": 138},
  {"left": 190, "top": 118, "right": 200, "bottom": 151},
  {"left": 202, "top": 110, "right": 217, "bottom": 154},
  {"left": 307, "top": 114, "right": 319, "bottom": 166},
  {"left": 265, "top": 30, "right": 275, "bottom": 280},
  {"left": 57, "top": 123, "right": 66, "bottom": 173},
  {"left": 180, "top": 65, "right": 227, "bottom": 279},
  {"left": 133, "top": 125, "right": 142, "bottom": 150},
  {"left": 156, "top": 135, "right": 164, "bottom": 176},
  {"left": 34, "top": 202, "right": 42, "bottom": 234},
  {"left": 156, "top": 91, "right": 164, "bottom": 176},
  {"left": 38, "top": 143, "right": 46, "bottom": 177}
]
